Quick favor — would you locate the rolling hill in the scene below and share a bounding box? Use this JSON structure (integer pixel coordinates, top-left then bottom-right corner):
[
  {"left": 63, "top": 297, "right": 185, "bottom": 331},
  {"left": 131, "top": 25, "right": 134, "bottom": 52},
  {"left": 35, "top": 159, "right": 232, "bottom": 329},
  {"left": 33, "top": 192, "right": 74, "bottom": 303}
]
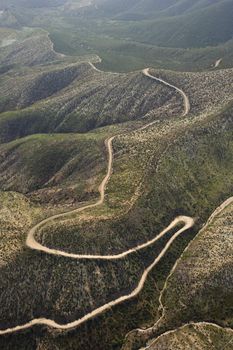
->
[
  {"left": 0, "top": 2, "right": 232, "bottom": 350},
  {"left": 1, "top": 0, "right": 233, "bottom": 72},
  {"left": 75, "top": 0, "right": 233, "bottom": 48},
  {"left": 0, "top": 49, "right": 233, "bottom": 348}
]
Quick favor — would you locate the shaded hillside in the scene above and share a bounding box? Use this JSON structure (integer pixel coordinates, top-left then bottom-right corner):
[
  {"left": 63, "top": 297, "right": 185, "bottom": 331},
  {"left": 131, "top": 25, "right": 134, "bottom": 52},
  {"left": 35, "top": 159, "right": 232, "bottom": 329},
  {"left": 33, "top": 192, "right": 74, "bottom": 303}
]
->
[
  {"left": 0, "top": 63, "right": 183, "bottom": 142},
  {"left": 0, "top": 64, "right": 86, "bottom": 111},
  {"left": 0, "top": 133, "right": 106, "bottom": 204},
  {"left": 162, "top": 200, "right": 233, "bottom": 329},
  {"left": 133, "top": 199, "right": 233, "bottom": 349},
  {"left": 40, "top": 101, "right": 233, "bottom": 257},
  {"left": 0, "top": 7, "right": 232, "bottom": 349},
  {"left": 1, "top": 95, "right": 232, "bottom": 350}
]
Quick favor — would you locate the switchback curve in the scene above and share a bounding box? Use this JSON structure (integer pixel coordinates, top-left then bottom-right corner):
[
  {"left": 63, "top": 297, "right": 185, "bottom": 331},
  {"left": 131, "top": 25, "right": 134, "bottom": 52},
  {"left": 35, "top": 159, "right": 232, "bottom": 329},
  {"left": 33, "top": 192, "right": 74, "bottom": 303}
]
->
[
  {"left": 0, "top": 64, "right": 192, "bottom": 336},
  {"left": 123, "top": 196, "right": 233, "bottom": 349},
  {"left": 142, "top": 69, "right": 190, "bottom": 117}
]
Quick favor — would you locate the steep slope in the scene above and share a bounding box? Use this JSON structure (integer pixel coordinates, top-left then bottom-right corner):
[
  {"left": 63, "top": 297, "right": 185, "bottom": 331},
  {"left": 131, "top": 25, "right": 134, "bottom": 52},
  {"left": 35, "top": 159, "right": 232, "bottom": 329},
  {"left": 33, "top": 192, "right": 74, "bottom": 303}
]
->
[
  {"left": 149, "top": 67, "right": 233, "bottom": 115},
  {"left": 0, "top": 63, "right": 183, "bottom": 142},
  {"left": 0, "top": 191, "right": 43, "bottom": 267},
  {"left": 161, "top": 199, "right": 233, "bottom": 329},
  {"left": 1, "top": 89, "right": 232, "bottom": 350},
  {"left": 146, "top": 323, "right": 233, "bottom": 350},
  {"left": 129, "top": 198, "right": 233, "bottom": 350},
  {"left": 119, "top": 102, "right": 233, "bottom": 350},
  {"left": 0, "top": 63, "right": 86, "bottom": 112},
  {"left": 0, "top": 19, "right": 232, "bottom": 350},
  {"left": 41, "top": 101, "right": 233, "bottom": 259},
  {"left": 0, "top": 133, "right": 106, "bottom": 204}
]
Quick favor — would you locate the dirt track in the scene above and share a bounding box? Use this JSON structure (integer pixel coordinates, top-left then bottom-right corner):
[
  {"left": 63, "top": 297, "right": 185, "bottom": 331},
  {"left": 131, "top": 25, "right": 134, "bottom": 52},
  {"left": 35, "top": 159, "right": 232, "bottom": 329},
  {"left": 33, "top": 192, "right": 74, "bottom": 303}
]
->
[{"left": 0, "top": 64, "right": 193, "bottom": 336}]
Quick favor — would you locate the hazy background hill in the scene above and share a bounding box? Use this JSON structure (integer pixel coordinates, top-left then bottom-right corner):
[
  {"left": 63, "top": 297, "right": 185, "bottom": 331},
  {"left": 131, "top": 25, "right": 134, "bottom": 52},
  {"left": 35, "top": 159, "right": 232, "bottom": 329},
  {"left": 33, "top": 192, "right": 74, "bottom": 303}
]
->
[
  {"left": 0, "top": 0, "right": 66, "bottom": 7},
  {"left": 1, "top": 0, "right": 233, "bottom": 71},
  {"left": 89, "top": 0, "right": 230, "bottom": 20},
  {"left": 85, "top": 0, "right": 233, "bottom": 48}
]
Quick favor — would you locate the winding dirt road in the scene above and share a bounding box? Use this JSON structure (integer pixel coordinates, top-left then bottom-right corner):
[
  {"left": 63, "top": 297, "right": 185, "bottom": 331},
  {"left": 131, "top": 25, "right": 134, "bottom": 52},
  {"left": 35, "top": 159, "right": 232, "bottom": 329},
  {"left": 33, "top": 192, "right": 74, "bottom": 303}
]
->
[
  {"left": 0, "top": 216, "right": 194, "bottom": 336},
  {"left": 0, "top": 65, "right": 192, "bottom": 336},
  {"left": 123, "top": 196, "right": 233, "bottom": 350},
  {"left": 27, "top": 66, "right": 190, "bottom": 260},
  {"left": 214, "top": 58, "right": 222, "bottom": 68},
  {"left": 143, "top": 69, "right": 190, "bottom": 117}
]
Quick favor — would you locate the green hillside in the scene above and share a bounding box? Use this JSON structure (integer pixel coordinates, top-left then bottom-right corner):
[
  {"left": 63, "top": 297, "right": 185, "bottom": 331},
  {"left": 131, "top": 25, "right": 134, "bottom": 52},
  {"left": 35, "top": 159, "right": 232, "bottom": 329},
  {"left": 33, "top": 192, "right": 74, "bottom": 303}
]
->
[
  {"left": 1, "top": 87, "right": 232, "bottom": 350},
  {"left": 131, "top": 198, "right": 233, "bottom": 350},
  {"left": 118, "top": 0, "right": 233, "bottom": 48},
  {"left": 0, "top": 53, "right": 233, "bottom": 348},
  {"left": 0, "top": 133, "right": 106, "bottom": 204},
  {"left": 74, "top": 0, "right": 233, "bottom": 48},
  {"left": 0, "top": 61, "right": 181, "bottom": 142},
  {"left": 0, "top": 2, "right": 232, "bottom": 350},
  {"left": 1, "top": 0, "right": 233, "bottom": 72}
]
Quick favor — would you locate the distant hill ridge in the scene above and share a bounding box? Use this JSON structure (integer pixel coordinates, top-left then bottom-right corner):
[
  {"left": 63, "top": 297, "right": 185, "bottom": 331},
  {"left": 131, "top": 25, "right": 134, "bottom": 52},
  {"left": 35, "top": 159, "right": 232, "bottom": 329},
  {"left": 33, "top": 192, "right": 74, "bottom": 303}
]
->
[{"left": 89, "top": 0, "right": 233, "bottom": 48}]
